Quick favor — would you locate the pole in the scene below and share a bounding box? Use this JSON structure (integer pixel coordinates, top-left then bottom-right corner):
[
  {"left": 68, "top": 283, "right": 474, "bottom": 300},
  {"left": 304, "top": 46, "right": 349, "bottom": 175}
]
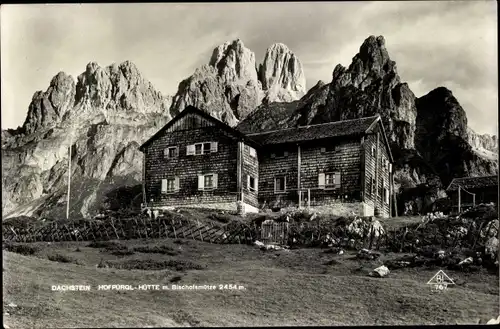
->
[
  {"left": 66, "top": 141, "right": 72, "bottom": 220},
  {"left": 308, "top": 189, "right": 311, "bottom": 208},
  {"left": 458, "top": 186, "right": 461, "bottom": 214},
  {"left": 297, "top": 144, "right": 301, "bottom": 208}
]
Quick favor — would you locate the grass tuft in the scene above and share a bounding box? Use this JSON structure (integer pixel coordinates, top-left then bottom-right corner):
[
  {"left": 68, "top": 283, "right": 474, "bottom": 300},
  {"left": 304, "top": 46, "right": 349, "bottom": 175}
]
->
[{"left": 3, "top": 243, "right": 40, "bottom": 256}]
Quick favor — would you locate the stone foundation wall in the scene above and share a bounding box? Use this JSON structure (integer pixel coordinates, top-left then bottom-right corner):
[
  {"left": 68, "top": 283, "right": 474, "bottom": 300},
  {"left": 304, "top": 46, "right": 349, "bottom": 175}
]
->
[{"left": 151, "top": 201, "right": 237, "bottom": 212}]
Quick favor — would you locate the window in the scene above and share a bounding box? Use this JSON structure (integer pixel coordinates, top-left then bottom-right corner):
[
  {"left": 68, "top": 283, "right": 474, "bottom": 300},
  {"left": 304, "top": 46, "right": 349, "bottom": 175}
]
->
[
  {"left": 204, "top": 174, "right": 214, "bottom": 188},
  {"left": 161, "top": 177, "right": 179, "bottom": 194},
  {"left": 325, "top": 173, "right": 336, "bottom": 187},
  {"left": 164, "top": 146, "right": 178, "bottom": 159},
  {"left": 198, "top": 173, "right": 218, "bottom": 190},
  {"left": 371, "top": 145, "right": 376, "bottom": 156},
  {"left": 247, "top": 175, "right": 257, "bottom": 192},
  {"left": 371, "top": 177, "right": 375, "bottom": 195},
  {"left": 195, "top": 144, "right": 203, "bottom": 155},
  {"left": 270, "top": 150, "right": 288, "bottom": 158},
  {"left": 320, "top": 145, "right": 336, "bottom": 153},
  {"left": 274, "top": 176, "right": 286, "bottom": 193},
  {"left": 318, "top": 172, "right": 341, "bottom": 189},
  {"left": 187, "top": 142, "right": 218, "bottom": 156},
  {"left": 249, "top": 147, "right": 256, "bottom": 158}
]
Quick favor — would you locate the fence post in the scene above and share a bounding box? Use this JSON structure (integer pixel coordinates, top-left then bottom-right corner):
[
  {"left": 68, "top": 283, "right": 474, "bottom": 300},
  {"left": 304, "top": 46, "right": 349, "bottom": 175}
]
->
[
  {"left": 198, "top": 220, "right": 204, "bottom": 242},
  {"left": 110, "top": 219, "right": 120, "bottom": 240},
  {"left": 172, "top": 219, "right": 177, "bottom": 239}
]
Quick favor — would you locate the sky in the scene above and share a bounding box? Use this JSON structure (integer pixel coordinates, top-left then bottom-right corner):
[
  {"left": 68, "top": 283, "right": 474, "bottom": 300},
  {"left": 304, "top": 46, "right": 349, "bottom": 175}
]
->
[{"left": 1, "top": 1, "right": 498, "bottom": 135}]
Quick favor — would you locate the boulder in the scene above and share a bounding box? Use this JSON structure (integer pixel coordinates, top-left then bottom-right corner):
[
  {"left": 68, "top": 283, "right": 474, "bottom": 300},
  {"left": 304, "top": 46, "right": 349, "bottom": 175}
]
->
[
  {"left": 485, "top": 237, "right": 498, "bottom": 260},
  {"left": 458, "top": 257, "right": 473, "bottom": 266},
  {"left": 357, "top": 248, "right": 381, "bottom": 260},
  {"left": 369, "top": 265, "right": 390, "bottom": 278},
  {"left": 254, "top": 240, "right": 265, "bottom": 247}
]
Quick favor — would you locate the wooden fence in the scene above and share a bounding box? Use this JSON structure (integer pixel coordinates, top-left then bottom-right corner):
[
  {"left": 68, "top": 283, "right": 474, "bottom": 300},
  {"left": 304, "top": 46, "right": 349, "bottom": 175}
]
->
[
  {"left": 2, "top": 216, "right": 256, "bottom": 245},
  {"left": 260, "top": 221, "right": 289, "bottom": 245}
]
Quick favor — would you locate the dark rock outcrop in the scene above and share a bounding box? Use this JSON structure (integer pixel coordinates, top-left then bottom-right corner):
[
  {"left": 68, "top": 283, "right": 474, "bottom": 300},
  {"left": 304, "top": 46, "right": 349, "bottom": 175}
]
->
[{"left": 415, "top": 87, "right": 498, "bottom": 184}]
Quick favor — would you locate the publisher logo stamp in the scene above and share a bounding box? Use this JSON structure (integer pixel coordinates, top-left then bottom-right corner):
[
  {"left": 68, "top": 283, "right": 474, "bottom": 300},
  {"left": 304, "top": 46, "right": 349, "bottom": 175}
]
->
[{"left": 427, "top": 270, "right": 455, "bottom": 291}]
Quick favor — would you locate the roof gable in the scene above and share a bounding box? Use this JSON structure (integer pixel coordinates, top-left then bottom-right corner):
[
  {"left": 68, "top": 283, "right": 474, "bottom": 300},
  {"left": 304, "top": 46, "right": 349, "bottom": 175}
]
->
[
  {"left": 365, "top": 116, "right": 394, "bottom": 163},
  {"left": 139, "top": 106, "right": 258, "bottom": 151}
]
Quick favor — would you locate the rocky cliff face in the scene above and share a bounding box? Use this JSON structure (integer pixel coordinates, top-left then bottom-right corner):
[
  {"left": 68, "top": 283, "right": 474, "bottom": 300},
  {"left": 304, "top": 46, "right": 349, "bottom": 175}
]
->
[
  {"left": 2, "top": 61, "right": 171, "bottom": 218},
  {"left": 415, "top": 87, "right": 498, "bottom": 183},
  {"left": 170, "top": 39, "right": 306, "bottom": 126},
  {"left": 468, "top": 127, "right": 498, "bottom": 154}
]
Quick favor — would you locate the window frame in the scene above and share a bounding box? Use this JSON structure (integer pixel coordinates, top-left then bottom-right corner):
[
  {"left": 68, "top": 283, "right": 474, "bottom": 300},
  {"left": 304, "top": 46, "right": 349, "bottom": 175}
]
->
[
  {"left": 274, "top": 175, "right": 287, "bottom": 194},
  {"left": 161, "top": 176, "right": 179, "bottom": 194},
  {"left": 189, "top": 142, "right": 218, "bottom": 156},
  {"left": 270, "top": 150, "right": 288, "bottom": 158},
  {"left": 194, "top": 143, "right": 203, "bottom": 155},
  {"left": 248, "top": 175, "right": 257, "bottom": 192},
  {"left": 165, "top": 146, "right": 178, "bottom": 159},
  {"left": 324, "top": 172, "right": 337, "bottom": 188},
  {"left": 204, "top": 174, "right": 215, "bottom": 189}
]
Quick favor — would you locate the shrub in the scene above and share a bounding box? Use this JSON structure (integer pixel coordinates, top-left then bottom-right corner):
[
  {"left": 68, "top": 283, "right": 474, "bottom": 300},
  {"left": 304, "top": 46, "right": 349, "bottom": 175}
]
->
[
  {"left": 3, "top": 243, "right": 40, "bottom": 256},
  {"left": 208, "top": 213, "right": 230, "bottom": 224},
  {"left": 105, "top": 259, "right": 205, "bottom": 271},
  {"left": 47, "top": 253, "right": 80, "bottom": 264},
  {"left": 111, "top": 249, "right": 135, "bottom": 256},
  {"left": 133, "top": 245, "right": 179, "bottom": 256},
  {"left": 87, "top": 241, "right": 126, "bottom": 251}
]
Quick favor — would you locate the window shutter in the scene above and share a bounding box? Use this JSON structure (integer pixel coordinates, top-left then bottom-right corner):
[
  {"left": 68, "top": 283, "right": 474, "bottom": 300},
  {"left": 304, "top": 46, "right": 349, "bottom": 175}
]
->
[
  {"left": 335, "top": 172, "right": 341, "bottom": 189},
  {"left": 211, "top": 141, "right": 218, "bottom": 153},
  {"left": 213, "top": 174, "right": 218, "bottom": 189},
  {"left": 174, "top": 177, "right": 180, "bottom": 191},
  {"left": 187, "top": 144, "right": 195, "bottom": 156},
  {"left": 249, "top": 147, "right": 256, "bottom": 158},
  {"left": 161, "top": 179, "right": 168, "bottom": 193},
  {"left": 164, "top": 148, "right": 168, "bottom": 157},
  {"left": 247, "top": 175, "right": 250, "bottom": 190},
  {"left": 389, "top": 163, "right": 392, "bottom": 173},
  {"left": 198, "top": 175, "right": 204, "bottom": 190},
  {"left": 255, "top": 176, "right": 258, "bottom": 192},
  {"left": 318, "top": 173, "right": 325, "bottom": 189}
]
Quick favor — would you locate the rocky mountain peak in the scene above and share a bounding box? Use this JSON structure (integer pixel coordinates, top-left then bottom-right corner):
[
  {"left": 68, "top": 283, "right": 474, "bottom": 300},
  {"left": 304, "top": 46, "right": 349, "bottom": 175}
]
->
[
  {"left": 333, "top": 35, "right": 400, "bottom": 91},
  {"left": 170, "top": 39, "right": 306, "bottom": 126},
  {"left": 208, "top": 38, "right": 258, "bottom": 82},
  {"left": 259, "top": 43, "right": 306, "bottom": 102},
  {"left": 416, "top": 86, "right": 468, "bottom": 141},
  {"left": 21, "top": 71, "right": 76, "bottom": 135}
]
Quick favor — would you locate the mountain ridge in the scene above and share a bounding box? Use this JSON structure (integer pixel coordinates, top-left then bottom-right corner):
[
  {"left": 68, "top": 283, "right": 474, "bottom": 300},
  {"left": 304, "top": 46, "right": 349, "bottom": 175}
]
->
[{"left": 2, "top": 36, "right": 497, "bottom": 219}]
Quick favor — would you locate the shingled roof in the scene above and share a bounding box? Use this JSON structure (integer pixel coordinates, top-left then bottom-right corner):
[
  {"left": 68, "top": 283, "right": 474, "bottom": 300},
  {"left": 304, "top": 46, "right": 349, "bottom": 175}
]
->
[
  {"left": 446, "top": 175, "right": 498, "bottom": 192},
  {"left": 246, "top": 115, "right": 380, "bottom": 145}
]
